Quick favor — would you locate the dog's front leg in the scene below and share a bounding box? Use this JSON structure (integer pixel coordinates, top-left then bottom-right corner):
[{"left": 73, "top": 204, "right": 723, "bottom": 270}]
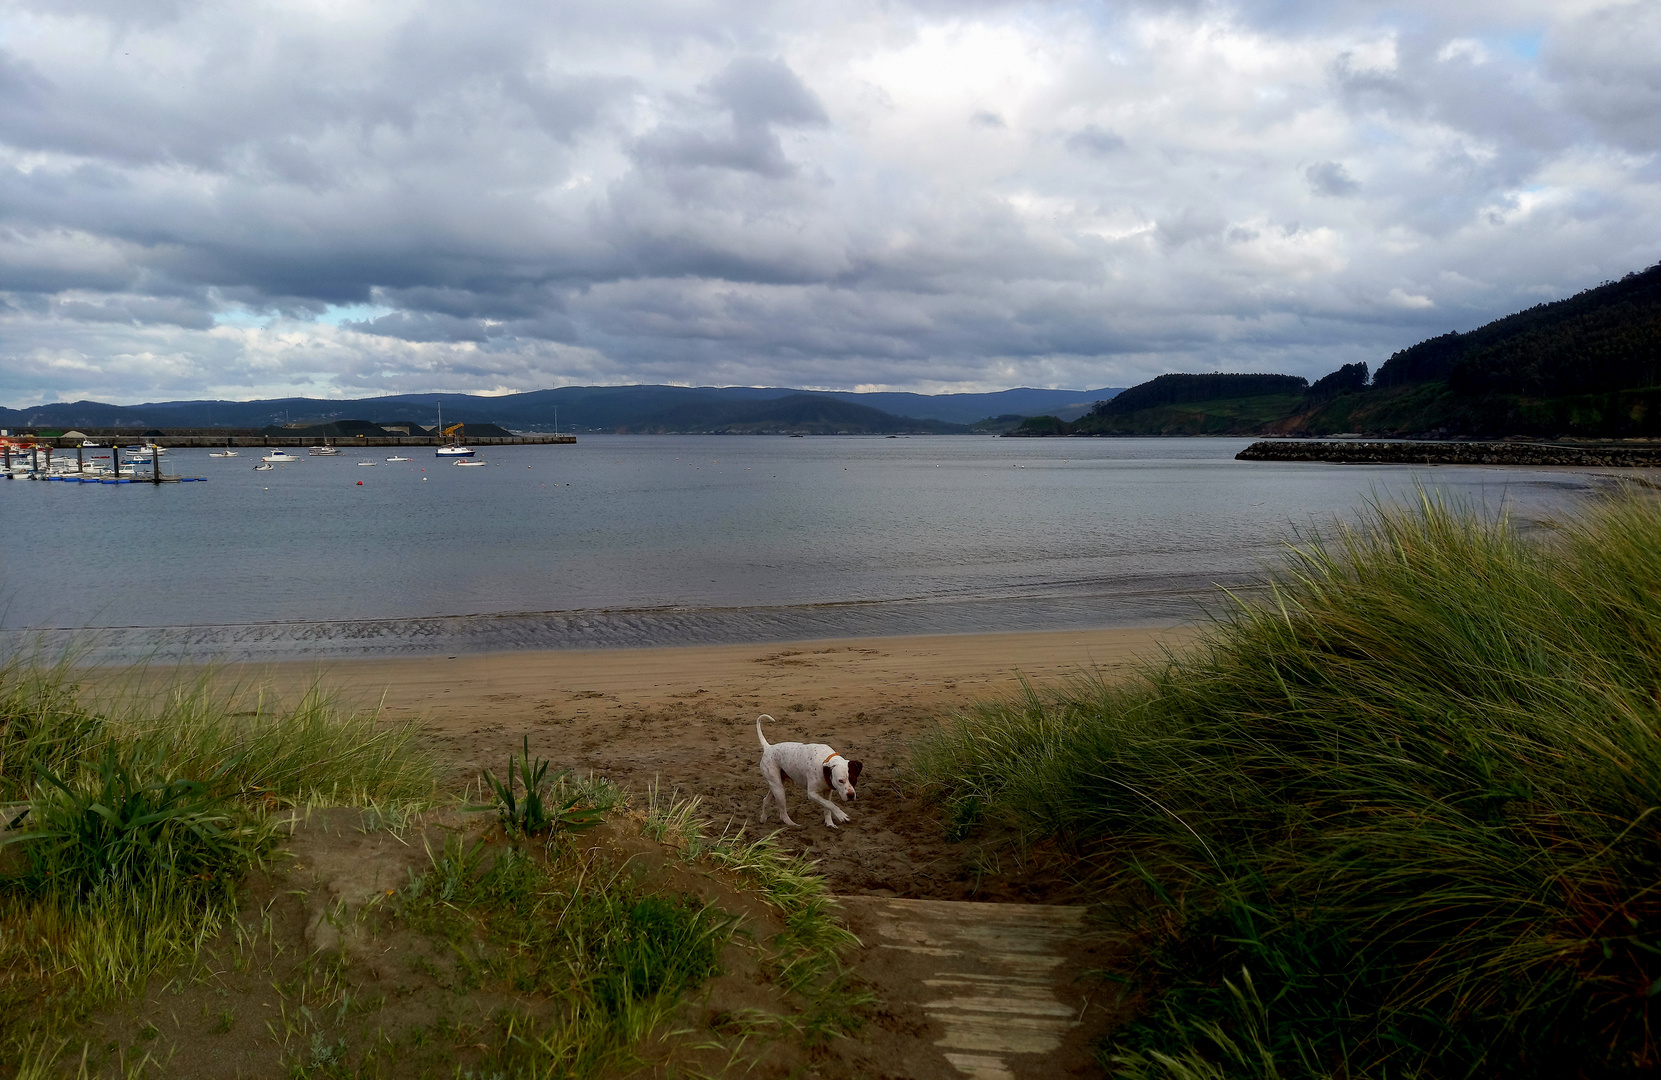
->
[{"left": 805, "top": 790, "right": 849, "bottom": 828}]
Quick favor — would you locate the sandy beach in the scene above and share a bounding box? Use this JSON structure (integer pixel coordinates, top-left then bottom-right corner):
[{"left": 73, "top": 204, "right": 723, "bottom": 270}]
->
[{"left": 223, "top": 625, "right": 1195, "bottom": 900}]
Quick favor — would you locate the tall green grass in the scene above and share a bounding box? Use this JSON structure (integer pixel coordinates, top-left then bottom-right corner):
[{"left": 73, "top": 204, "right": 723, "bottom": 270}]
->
[
  {"left": 0, "top": 660, "right": 437, "bottom": 1053},
  {"left": 398, "top": 834, "right": 739, "bottom": 1079},
  {"left": 912, "top": 489, "right": 1661, "bottom": 1078}
]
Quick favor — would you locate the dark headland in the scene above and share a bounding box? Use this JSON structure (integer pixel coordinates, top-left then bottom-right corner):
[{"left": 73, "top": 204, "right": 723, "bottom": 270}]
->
[{"left": 1010, "top": 259, "right": 1661, "bottom": 446}]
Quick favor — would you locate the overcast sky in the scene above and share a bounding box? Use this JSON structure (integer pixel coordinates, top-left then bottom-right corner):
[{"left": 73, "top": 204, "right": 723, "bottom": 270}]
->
[{"left": 1, "top": 0, "right": 1657, "bottom": 406}]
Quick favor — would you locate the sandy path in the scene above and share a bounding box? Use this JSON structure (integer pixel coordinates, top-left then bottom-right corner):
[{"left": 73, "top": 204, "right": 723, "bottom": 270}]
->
[{"left": 216, "top": 626, "right": 1195, "bottom": 899}]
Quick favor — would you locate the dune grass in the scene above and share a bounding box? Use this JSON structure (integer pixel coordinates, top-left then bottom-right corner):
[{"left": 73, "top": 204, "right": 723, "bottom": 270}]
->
[
  {"left": 396, "top": 833, "right": 739, "bottom": 1079},
  {"left": 0, "top": 660, "right": 437, "bottom": 1057},
  {"left": 642, "top": 783, "right": 872, "bottom": 1042},
  {"left": 912, "top": 488, "right": 1661, "bottom": 1078},
  {"left": 364, "top": 781, "right": 867, "bottom": 1078}
]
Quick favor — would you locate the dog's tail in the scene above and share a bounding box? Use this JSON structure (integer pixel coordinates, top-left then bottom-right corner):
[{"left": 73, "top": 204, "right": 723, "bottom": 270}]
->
[{"left": 756, "top": 713, "right": 776, "bottom": 750}]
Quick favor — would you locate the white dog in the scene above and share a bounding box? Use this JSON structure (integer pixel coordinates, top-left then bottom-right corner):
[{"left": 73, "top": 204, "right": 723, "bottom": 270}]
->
[{"left": 755, "top": 714, "right": 863, "bottom": 828}]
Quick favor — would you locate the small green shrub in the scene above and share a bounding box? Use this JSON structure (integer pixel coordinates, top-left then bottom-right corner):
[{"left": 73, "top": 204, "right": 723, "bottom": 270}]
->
[{"left": 479, "top": 737, "right": 604, "bottom": 837}]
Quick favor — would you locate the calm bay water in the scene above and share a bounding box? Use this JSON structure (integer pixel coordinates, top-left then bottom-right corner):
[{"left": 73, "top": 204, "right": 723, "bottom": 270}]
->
[{"left": 0, "top": 436, "right": 1607, "bottom": 660}]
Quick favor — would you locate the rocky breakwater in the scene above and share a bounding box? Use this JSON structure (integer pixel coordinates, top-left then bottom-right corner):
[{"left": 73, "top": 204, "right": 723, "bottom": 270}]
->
[{"left": 1237, "top": 440, "right": 1661, "bottom": 467}]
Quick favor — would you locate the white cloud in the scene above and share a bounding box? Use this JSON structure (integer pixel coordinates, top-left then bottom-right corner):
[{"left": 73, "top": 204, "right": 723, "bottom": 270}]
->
[{"left": 0, "top": 0, "right": 1657, "bottom": 406}]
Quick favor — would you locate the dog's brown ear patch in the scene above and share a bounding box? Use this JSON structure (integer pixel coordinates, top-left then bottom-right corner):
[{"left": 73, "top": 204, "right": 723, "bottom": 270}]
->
[{"left": 849, "top": 760, "right": 863, "bottom": 785}]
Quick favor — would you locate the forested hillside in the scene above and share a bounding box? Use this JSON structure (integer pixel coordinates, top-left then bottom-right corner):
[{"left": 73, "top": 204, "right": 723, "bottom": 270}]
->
[
  {"left": 1017, "top": 261, "right": 1661, "bottom": 438},
  {"left": 1375, "top": 262, "right": 1661, "bottom": 396},
  {"left": 1094, "top": 373, "right": 1308, "bottom": 415}
]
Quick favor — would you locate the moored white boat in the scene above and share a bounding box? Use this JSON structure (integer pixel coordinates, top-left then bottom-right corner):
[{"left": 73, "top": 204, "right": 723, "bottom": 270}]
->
[
  {"left": 432, "top": 400, "right": 475, "bottom": 456},
  {"left": 253, "top": 462, "right": 274, "bottom": 471},
  {"left": 453, "top": 458, "right": 487, "bottom": 466},
  {"left": 209, "top": 450, "right": 239, "bottom": 458},
  {"left": 386, "top": 455, "right": 410, "bottom": 462},
  {"left": 261, "top": 450, "right": 299, "bottom": 463}
]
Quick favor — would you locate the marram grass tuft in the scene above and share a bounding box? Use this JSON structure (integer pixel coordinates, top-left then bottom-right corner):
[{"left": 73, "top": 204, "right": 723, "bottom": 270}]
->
[
  {"left": 0, "top": 660, "right": 438, "bottom": 1055},
  {"left": 912, "top": 487, "right": 1661, "bottom": 1078}
]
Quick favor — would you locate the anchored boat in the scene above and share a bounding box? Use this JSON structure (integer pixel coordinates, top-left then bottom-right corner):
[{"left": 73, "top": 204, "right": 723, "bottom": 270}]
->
[{"left": 433, "top": 400, "right": 476, "bottom": 457}]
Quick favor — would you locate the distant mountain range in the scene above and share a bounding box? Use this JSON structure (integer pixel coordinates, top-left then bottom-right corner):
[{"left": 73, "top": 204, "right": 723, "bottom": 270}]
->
[{"left": 0, "top": 384, "right": 1121, "bottom": 435}]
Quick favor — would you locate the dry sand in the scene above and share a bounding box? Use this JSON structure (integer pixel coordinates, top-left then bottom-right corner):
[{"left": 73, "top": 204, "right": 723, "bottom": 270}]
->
[{"left": 223, "top": 626, "right": 1196, "bottom": 900}]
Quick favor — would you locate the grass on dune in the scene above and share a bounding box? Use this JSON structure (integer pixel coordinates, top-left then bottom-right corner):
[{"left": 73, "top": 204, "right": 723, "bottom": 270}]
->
[
  {"left": 642, "top": 781, "right": 870, "bottom": 1028},
  {"left": 912, "top": 487, "right": 1661, "bottom": 1079},
  {"left": 396, "top": 831, "right": 739, "bottom": 1079},
  {"left": 0, "top": 660, "right": 437, "bottom": 1055},
  {"left": 0, "top": 663, "right": 865, "bottom": 1077},
  {"left": 349, "top": 780, "right": 867, "bottom": 1078}
]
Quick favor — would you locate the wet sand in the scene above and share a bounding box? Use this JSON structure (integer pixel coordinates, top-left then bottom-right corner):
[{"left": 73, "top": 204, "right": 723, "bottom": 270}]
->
[{"left": 221, "top": 626, "right": 1197, "bottom": 898}]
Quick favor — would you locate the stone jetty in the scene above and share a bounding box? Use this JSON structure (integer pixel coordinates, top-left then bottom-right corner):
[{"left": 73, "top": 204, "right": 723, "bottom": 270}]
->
[{"left": 1237, "top": 440, "right": 1661, "bottom": 467}]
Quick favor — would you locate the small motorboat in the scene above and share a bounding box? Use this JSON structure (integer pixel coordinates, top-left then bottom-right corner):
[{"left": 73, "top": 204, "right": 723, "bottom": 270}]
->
[
  {"left": 386, "top": 455, "right": 411, "bottom": 462},
  {"left": 309, "top": 444, "right": 342, "bottom": 456},
  {"left": 453, "top": 459, "right": 487, "bottom": 467},
  {"left": 209, "top": 450, "right": 239, "bottom": 458},
  {"left": 261, "top": 450, "right": 299, "bottom": 463},
  {"left": 435, "top": 444, "right": 476, "bottom": 458},
  {"left": 253, "top": 463, "right": 275, "bottom": 471},
  {"left": 357, "top": 461, "right": 377, "bottom": 466}
]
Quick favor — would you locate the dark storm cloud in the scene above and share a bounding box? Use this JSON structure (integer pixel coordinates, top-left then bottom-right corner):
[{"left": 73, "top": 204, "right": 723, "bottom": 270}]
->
[{"left": 0, "top": 0, "right": 1657, "bottom": 407}]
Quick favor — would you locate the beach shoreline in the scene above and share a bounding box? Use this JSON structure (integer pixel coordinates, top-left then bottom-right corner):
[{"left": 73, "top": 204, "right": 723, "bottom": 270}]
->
[
  {"left": 224, "top": 624, "right": 1196, "bottom": 715},
  {"left": 143, "top": 625, "right": 1195, "bottom": 899}
]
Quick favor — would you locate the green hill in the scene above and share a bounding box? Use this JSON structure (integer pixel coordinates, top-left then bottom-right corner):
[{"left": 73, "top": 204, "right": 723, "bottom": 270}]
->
[
  {"left": 1376, "top": 262, "right": 1661, "bottom": 395},
  {"left": 1016, "top": 260, "right": 1661, "bottom": 438}
]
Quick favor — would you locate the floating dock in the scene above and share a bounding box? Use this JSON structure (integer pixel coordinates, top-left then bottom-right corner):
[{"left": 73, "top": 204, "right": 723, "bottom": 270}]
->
[
  {"left": 4, "top": 445, "right": 206, "bottom": 483},
  {"left": 32, "top": 474, "right": 206, "bottom": 483},
  {"left": 21, "top": 433, "right": 577, "bottom": 450}
]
